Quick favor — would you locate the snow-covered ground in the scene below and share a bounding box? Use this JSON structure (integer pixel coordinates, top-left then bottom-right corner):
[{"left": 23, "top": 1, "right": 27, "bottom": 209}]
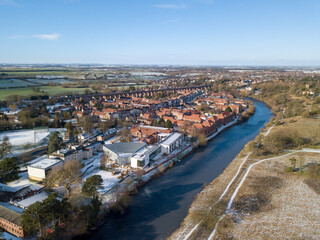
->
[
  {"left": 264, "top": 124, "right": 274, "bottom": 137},
  {"left": 84, "top": 170, "right": 121, "bottom": 194},
  {"left": 81, "top": 153, "right": 102, "bottom": 175},
  {"left": 0, "top": 128, "right": 67, "bottom": 157},
  {"left": 81, "top": 152, "right": 121, "bottom": 194},
  {"left": 103, "top": 136, "right": 119, "bottom": 145},
  {"left": 46, "top": 103, "right": 63, "bottom": 111},
  {"left": 0, "top": 108, "right": 21, "bottom": 115},
  {"left": 0, "top": 128, "right": 66, "bottom": 146}
]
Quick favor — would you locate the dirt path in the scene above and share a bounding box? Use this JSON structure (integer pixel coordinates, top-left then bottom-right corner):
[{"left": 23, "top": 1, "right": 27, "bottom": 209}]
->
[{"left": 207, "top": 149, "right": 320, "bottom": 240}]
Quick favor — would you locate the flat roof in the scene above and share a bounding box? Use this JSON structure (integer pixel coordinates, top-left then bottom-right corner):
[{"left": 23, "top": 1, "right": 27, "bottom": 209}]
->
[
  {"left": 161, "top": 133, "right": 182, "bottom": 146},
  {"left": 15, "top": 191, "right": 49, "bottom": 209},
  {"left": 29, "top": 158, "right": 61, "bottom": 170}
]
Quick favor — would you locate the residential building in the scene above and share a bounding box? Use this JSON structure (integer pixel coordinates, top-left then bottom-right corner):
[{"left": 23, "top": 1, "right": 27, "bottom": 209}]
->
[{"left": 160, "top": 133, "right": 184, "bottom": 155}]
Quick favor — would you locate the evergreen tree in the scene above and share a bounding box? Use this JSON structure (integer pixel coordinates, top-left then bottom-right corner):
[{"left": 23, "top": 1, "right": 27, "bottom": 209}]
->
[
  {"left": 48, "top": 131, "right": 63, "bottom": 154},
  {"left": 81, "top": 196, "right": 102, "bottom": 228},
  {"left": 158, "top": 117, "right": 165, "bottom": 126},
  {"left": 225, "top": 106, "right": 233, "bottom": 112},
  {"left": 0, "top": 136, "right": 12, "bottom": 158},
  {"left": 22, "top": 201, "right": 48, "bottom": 238},
  {"left": 164, "top": 120, "right": 173, "bottom": 128},
  {"left": 82, "top": 175, "right": 103, "bottom": 197},
  {"left": 22, "top": 193, "right": 72, "bottom": 237},
  {"left": 0, "top": 157, "right": 19, "bottom": 181}
]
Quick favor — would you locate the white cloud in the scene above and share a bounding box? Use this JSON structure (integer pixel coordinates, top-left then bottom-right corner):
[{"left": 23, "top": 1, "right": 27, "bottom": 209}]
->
[
  {"left": 8, "top": 33, "right": 62, "bottom": 41},
  {"left": 33, "top": 33, "right": 61, "bottom": 40},
  {"left": 162, "top": 18, "right": 181, "bottom": 24},
  {"left": 154, "top": 4, "right": 187, "bottom": 9}
]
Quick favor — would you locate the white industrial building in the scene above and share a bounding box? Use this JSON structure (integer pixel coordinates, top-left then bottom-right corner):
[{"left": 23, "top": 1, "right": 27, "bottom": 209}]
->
[
  {"left": 131, "top": 145, "right": 161, "bottom": 168},
  {"left": 27, "top": 156, "right": 62, "bottom": 181},
  {"left": 103, "top": 133, "right": 184, "bottom": 169},
  {"left": 131, "top": 132, "right": 184, "bottom": 168},
  {"left": 160, "top": 133, "right": 184, "bottom": 155},
  {"left": 103, "top": 142, "right": 147, "bottom": 165}
]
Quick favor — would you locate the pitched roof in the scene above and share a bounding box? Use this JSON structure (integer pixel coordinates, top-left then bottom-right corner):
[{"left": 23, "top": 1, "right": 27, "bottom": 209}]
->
[{"left": 0, "top": 203, "right": 23, "bottom": 225}]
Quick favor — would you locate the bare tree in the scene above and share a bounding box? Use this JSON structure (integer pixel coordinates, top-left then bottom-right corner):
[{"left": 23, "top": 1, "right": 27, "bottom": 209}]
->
[
  {"left": 100, "top": 152, "right": 110, "bottom": 168},
  {"left": 118, "top": 128, "right": 132, "bottom": 142},
  {"left": 180, "top": 121, "right": 192, "bottom": 135},
  {"left": 46, "top": 159, "right": 83, "bottom": 197}
]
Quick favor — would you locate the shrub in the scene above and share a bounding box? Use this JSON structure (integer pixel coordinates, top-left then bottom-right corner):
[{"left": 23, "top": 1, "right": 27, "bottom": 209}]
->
[{"left": 284, "top": 166, "right": 295, "bottom": 172}]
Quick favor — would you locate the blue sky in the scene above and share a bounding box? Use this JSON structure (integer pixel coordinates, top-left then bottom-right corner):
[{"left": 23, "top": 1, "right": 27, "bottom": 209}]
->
[{"left": 1, "top": 0, "right": 320, "bottom": 65}]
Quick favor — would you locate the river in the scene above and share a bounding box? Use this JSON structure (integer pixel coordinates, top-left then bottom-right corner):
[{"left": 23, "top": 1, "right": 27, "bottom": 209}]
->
[{"left": 84, "top": 100, "right": 272, "bottom": 240}]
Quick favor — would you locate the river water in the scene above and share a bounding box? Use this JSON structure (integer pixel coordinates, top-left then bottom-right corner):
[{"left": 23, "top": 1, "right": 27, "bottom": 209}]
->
[{"left": 85, "top": 100, "right": 272, "bottom": 240}]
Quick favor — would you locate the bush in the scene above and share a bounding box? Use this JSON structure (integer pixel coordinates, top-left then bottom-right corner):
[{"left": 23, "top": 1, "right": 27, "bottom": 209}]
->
[{"left": 284, "top": 166, "right": 295, "bottom": 172}]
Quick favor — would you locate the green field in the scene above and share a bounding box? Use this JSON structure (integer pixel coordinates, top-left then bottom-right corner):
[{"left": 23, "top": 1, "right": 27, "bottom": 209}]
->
[
  {"left": 0, "top": 86, "right": 91, "bottom": 100},
  {"left": 0, "top": 69, "right": 88, "bottom": 80}
]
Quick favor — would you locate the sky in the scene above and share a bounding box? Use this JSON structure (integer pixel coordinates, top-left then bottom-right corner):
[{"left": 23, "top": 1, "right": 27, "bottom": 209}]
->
[{"left": 1, "top": 0, "right": 320, "bottom": 65}]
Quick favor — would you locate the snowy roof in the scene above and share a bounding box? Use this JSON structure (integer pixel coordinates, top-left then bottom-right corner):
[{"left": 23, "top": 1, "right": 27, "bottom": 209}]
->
[
  {"left": 138, "top": 125, "right": 170, "bottom": 131},
  {"left": 15, "top": 191, "right": 49, "bottom": 209},
  {"left": 132, "top": 145, "right": 158, "bottom": 160},
  {"left": 0, "top": 183, "right": 16, "bottom": 193},
  {"left": 161, "top": 133, "right": 182, "bottom": 147},
  {"left": 158, "top": 133, "right": 170, "bottom": 137},
  {"left": 28, "top": 157, "right": 61, "bottom": 170}
]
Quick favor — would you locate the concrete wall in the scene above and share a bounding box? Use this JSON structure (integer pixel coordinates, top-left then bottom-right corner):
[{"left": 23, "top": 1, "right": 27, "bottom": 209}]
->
[
  {"left": 131, "top": 155, "right": 149, "bottom": 168},
  {"left": 103, "top": 146, "right": 120, "bottom": 163},
  {"left": 27, "top": 167, "right": 45, "bottom": 180}
]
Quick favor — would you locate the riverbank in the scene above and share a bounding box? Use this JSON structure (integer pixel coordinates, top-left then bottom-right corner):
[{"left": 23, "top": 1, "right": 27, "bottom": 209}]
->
[
  {"left": 97, "top": 116, "right": 242, "bottom": 216},
  {"left": 169, "top": 125, "right": 275, "bottom": 240},
  {"left": 84, "top": 100, "right": 272, "bottom": 240},
  {"left": 170, "top": 98, "right": 320, "bottom": 239},
  {"left": 168, "top": 100, "right": 272, "bottom": 240}
]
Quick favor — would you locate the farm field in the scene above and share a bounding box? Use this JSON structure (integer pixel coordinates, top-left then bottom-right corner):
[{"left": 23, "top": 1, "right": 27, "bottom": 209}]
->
[
  {"left": 0, "top": 69, "right": 88, "bottom": 79},
  {"left": 27, "top": 78, "right": 72, "bottom": 84},
  {"left": 0, "top": 79, "right": 38, "bottom": 88},
  {"left": 0, "top": 70, "right": 74, "bottom": 76},
  {"left": 0, "top": 86, "right": 91, "bottom": 100}
]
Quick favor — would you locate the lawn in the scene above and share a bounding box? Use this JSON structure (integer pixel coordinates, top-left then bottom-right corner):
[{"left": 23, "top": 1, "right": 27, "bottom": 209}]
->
[{"left": 0, "top": 86, "right": 91, "bottom": 100}]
